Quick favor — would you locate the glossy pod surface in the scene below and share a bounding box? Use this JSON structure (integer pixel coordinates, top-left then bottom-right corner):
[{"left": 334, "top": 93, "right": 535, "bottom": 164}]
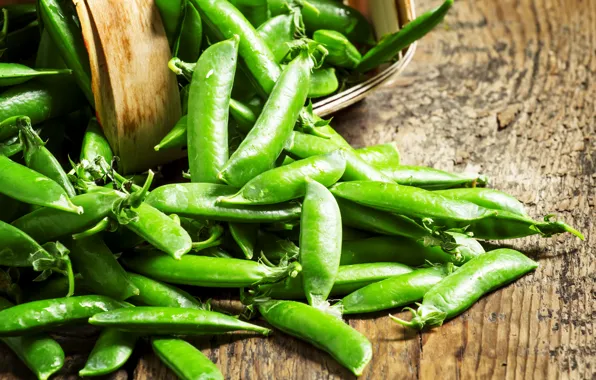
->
[
  {"left": 433, "top": 188, "right": 527, "bottom": 216},
  {"left": 79, "top": 328, "right": 138, "bottom": 377},
  {"left": 152, "top": 337, "right": 223, "bottom": 380},
  {"left": 126, "top": 272, "right": 205, "bottom": 309},
  {"left": 380, "top": 165, "right": 487, "bottom": 190},
  {"left": 0, "top": 220, "right": 48, "bottom": 267}
]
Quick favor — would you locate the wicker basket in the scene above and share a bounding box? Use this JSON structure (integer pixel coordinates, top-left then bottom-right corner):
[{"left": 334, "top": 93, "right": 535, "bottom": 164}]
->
[{"left": 312, "top": 0, "right": 417, "bottom": 117}]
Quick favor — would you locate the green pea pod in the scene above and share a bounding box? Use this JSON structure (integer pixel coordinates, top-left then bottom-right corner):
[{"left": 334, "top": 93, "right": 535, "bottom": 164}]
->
[
  {"left": 0, "top": 220, "right": 53, "bottom": 267},
  {"left": 379, "top": 165, "right": 488, "bottom": 190},
  {"left": 155, "top": 0, "right": 185, "bottom": 47},
  {"left": 392, "top": 248, "right": 538, "bottom": 330},
  {"left": 191, "top": 0, "right": 281, "bottom": 95},
  {"left": 357, "top": 142, "right": 400, "bottom": 167},
  {"left": 0, "top": 63, "right": 72, "bottom": 87},
  {"left": 0, "top": 297, "right": 65, "bottom": 380},
  {"left": 175, "top": 1, "right": 203, "bottom": 63},
  {"left": 0, "top": 155, "right": 81, "bottom": 214},
  {"left": 340, "top": 233, "right": 485, "bottom": 267},
  {"left": 340, "top": 264, "right": 453, "bottom": 315},
  {"left": 299, "top": 179, "right": 342, "bottom": 309},
  {"left": 258, "top": 300, "right": 372, "bottom": 376},
  {"left": 122, "top": 249, "right": 301, "bottom": 288},
  {"left": 228, "top": 0, "right": 269, "bottom": 27},
  {"left": 12, "top": 190, "right": 125, "bottom": 243},
  {"left": 433, "top": 188, "right": 527, "bottom": 216},
  {"left": 308, "top": 66, "right": 338, "bottom": 98},
  {"left": 152, "top": 337, "right": 223, "bottom": 380},
  {"left": 17, "top": 117, "right": 76, "bottom": 198},
  {"left": 80, "top": 118, "right": 113, "bottom": 164},
  {"left": 257, "top": 12, "right": 302, "bottom": 63},
  {"left": 219, "top": 51, "right": 313, "bottom": 187},
  {"left": 69, "top": 236, "right": 139, "bottom": 300},
  {"left": 0, "top": 137, "right": 22, "bottom": 157},
  {"left": 146, "top": 183, "right": 301, "bottom": 222},
  {"left": 0, "top": 295, "right": 129, "bottom": 336},
  {"left": 154, "top": 115, "right": 187, "bottom": 152},
  {"left": 268, "top": 0, "right": 375, "bottom": 45},
  {"left": 229, "top": 222, "right": 259, "bottom": 259},
  {"left": 220, "top": 150, "right": 346, "bottom": 205},
  {"left": 261, "top": 262, "right": 413, "bottom": 299},
  {"left": 188, "top": 36, "right": 238, "bottom": 183},
  {"left": 79, "top": 328, "right": 138, "bottom": 377},
  {"left": 38, "top": 0, "right": 94, "bottom": 105},
  {"left": 313, "top": 30, "right": 361, "bottom": 69},
  {"left": 229, "top": 98, "right": 260, "bottom": 133},
  {"left": 89, "top": 306, "right": 271, "bottom": 335},
  {"left": 126, "top": 272, "right": 206, "bottom": 309},
  {"left": 358, "top": 0, "right": 453, "bottom": 72},
  {"left": 286, "top": 131, "right": 393, "bottom": 183}
]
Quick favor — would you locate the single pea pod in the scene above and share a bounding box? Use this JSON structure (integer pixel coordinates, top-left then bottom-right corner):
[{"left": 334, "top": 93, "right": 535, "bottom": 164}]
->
[
  {"left": 89, "top": 306, "right": 271, "bottom": 335},
  {"left": 0, "top": 295, "right": 129, "bottom": 336},
  {"left": 229, "top": 222, "right": 259, "bottom": 259},
  {"left": 260, "top": 262, "right": 413, "bottom": 299},
  {"left": 313, "top": 30, "right": 361, "bottom": 69},
  {"left": 0, "top": 155, "right": 81, "bottom": 214},
  {"left": 340, "top": 264, "right": 453, "bottom": 315},
  {"left": 0, "top": 63, "right": 72, "bottom": 87},
  {"left": 17, "top": 116, "right": 76, "bottom": 198},
  {"left": 308, "top": 67, "right": 339, "bottom": 98},
  {"left": 190, "top": 0, "right": 281, "bottom": 94},
  {"left": 68, "top": 236, "right": 139, "bottom": 300},
  {"left": 12, "top": 190, "right": 125, "bottom": 244},
  {"left": 358, "top": 0, "right": 453, "bottom": 72},
  {"left": 188, "top": 36, "right": 238, "bottom": 183},
  {"left": 152, "top": 337, "right": 223, "bottom": 380},
  {"left": 80, "top": 118, "right": 113, "bottom": 165},
  {"left": 340, "top": 233, "right": 485, "bottom": 267},
  {"left": 122, "top": 249, "right": 301, "bottom": 288},
  {"left": 0, "top": 138, "right": 22, "bottom": 157},
  {"left": 379, "top": 165, "right": 488, "bottom": 190},
  {"left": 79, "top": 328, "right": 139, "bottom": 377},
  {"left": 155, "top": 0, "right": 185, "bottom": 47},
  {"left": 433, "top": 188, "right": 527, "bottom": 216},
  {"left": 228, "top": 0, "right": 269, "bottom": 27},
  {"left": 218, "top": 50, "right": 313, "bottom": 187},
  {"left": 146, "top": 183, "right": 301, "bottom": 222},
  {"left": 38, "top": 0, "right": 94, "bottom": 105},
  {"left": 300, "top": 179, "right": 342, "bottom": 310},
  {"left": 220, "top": 150, "right": 346, "bottom": 205},
  {"left": 229, "top": 98, "right": 260, "bottom": 134},
  {"left": 258, "top": 300, "right": 372, "bottom": 376},
  {"left": 357, "top": 142, "right": 400, "bottom": 168},
  {"left": 0, "top": 220, "right": 49, "bottom": 268},
  {"left": 0, "top": 297, "right": 65, "bottom": 380},
  {"left": 126, "top": 272, "right": 206, "bottom": 309},
  {"left": 257, "top": 12, "right": 303, "bottom": 63},
  {"left": 175, "top": 1, "right": 203, "bottom": 63},
  {"left": 392, "top": 248, "right": 538, "bottom": 329},
  {"left": 268, "top": 0, "right": 375, "bottom": 45},
  {"left": 154, "top": 115, "right": 187, "bottom": 152}
]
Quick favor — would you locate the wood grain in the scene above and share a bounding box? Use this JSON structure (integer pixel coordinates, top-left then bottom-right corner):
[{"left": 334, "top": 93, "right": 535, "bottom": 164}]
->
[{"left": 0, "top": 0, "right": 594, "bottom": 379}]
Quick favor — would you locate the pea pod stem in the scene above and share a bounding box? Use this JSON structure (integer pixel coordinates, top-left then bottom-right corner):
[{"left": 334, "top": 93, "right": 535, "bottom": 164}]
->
[{"left": 71, "top": 217, "right": 112, "bottom": 240}]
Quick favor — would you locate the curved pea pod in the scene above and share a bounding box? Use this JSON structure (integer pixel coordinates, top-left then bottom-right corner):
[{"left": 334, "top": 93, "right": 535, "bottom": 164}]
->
[
  {"left": 0, "top": 295, "right": 129, "bottom": 336},
  {"left": 190, "top": 0, "right": 281, "bottom": 94},
  {"left": 261, "top": 262, "right": 413, "bottom": 299},
  {"left": 220, "top": 150, "right": 346, "bottom": 205},
  {"left": 308, "top": 67, "right": 338, "bottom": 98},
  {"left": 313, "top": 30, "right": 361, "bottom": 69},
  {"left": 257, "top": 13, "right": 302, "bottom": 63},
  {"left": 79, "top": 328, "right": 138, "bottom": 377},
  {"left": 0, "top": 220, "right": 50, "bottom": 268},
  {"left": 300, "top": 179, "right": 342, "bottom": 310},
  {"left": 122, "top": 249, "right": 301, "bottom": 288},
  {"left": 126, "top": 272, "right": 205, "bottom": 309},
  {"left": 80, "top": 118, "right": 113, "bottom": 164},
  {"left": 229, "top": 97, "right": 260, "bottom": 134},
  {"left": 358, "top": 0, "right": 453, "bottom": 72},
  {"left": 340, "top": 264, "right": 453, "bottom": 315},
  {"left": 268, "top": 0, "right": 375, "bottom": 45},
  {"left": 155, "top": 0, "right": 184, "bottom": 47},
  {"left": 0, "top": 138, "right": 22, "bottom": 157},
  {"left": 17, "top": 117, "right": 76, "bottom": 198},
  {"left": 154, "top": 115, "right": 187, "bottom": 151},
  {"left": 340, "top": 233, "right": 485, "bottom": 267},
  {"left": 379, "top": 165, "right": 488, "bottom": 190},
  {"left": 69, "top": 236, "right": 139, "bottom": 300},
  {"left": 175, "top": 1, "right": 203, "bottom": 63},
  {"left": 89, "top": 306, "right": 271, "bottom": 336},
  {"left": 392, "top": 248, "right": 538, "bottom": 330},
  {"left": 433, "top": 188, "right": 527, "bottom": 216},
  {"left": 38, "top": 0, "right": 94, "bottom": 105},
  {"left": 188, "top": 36, "right": 238, "bottom": 183},
  {"left": 229, "top": 222, "right": 259, "bottom": 259},
  {"left": 146, "top": 183, "right": 301, "bottom": 222},
  {"left": 357, "top": 142, "right": 400, "bottom": 168},
  {"left": 258, "top": 300, "right": 372, "bottom": 376},
  {"left": 0, "top": 63, "right": 72, "bottom": 87},
  {"left": 152, "top": 337, "right": 223, "bottom": 380},
  {"left": 0, "top": 297, "right": 65, "bottom": 380},
  {"left": 0, "top": 155, "right": 81, "bottom": 214},
  {"left": 218, "top": 51, "right": 313, "bottom": 187},
  {"left": 286, "top": 131, "right": 393, "bottom": 183},
  {"left": 12, "top": 190, "right": 125, "bottom": 244}
]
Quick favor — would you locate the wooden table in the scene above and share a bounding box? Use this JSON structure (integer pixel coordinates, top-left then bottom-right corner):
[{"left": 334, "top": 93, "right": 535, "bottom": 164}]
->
[{"left": 1, "top": 0, "right": 594, "bottom": 378}]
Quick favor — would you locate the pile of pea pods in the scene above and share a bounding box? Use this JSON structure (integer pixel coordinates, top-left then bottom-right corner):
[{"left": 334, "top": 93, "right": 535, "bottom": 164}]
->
[{"left": 0, "top": 0, "right": 584, "bottom": 378}]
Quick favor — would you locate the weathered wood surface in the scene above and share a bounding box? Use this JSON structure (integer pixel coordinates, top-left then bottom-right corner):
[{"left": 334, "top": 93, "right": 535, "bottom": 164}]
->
[{"left": 1, "top": 0, "right": 594, "bottom": 379}]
